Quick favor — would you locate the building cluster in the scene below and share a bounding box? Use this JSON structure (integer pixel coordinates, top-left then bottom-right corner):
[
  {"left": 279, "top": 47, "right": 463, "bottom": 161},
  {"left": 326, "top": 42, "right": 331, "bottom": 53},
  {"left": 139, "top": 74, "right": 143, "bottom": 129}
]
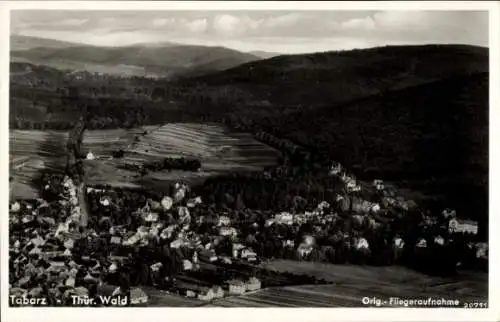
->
[{"left": 9, "top": 153, "right": 487, "bottom": 305}]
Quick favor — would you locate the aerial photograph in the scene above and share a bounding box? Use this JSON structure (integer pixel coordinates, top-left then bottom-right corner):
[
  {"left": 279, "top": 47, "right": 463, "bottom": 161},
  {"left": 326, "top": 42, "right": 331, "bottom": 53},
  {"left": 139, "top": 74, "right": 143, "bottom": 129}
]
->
[{"left": 8, "top": 8, "right": 489, "bottom": 308}]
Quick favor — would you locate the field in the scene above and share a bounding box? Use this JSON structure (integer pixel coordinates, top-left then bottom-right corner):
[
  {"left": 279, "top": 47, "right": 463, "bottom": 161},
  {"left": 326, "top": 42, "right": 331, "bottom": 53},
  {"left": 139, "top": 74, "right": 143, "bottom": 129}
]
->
[
  {"left": 9, "top": 123, "right": 281, "bottom": 199},
  {"left": 207, "top": 260, "right": 488, "bottom": 307},
  {"left": 83, "top": 123, "right": 281, "bottom": 189},
  {"left": 9, "top": 130, "right": 69, "bottom": 200},
  {"left": 9, "top": 127, "right": 152, "bottom": 199}
]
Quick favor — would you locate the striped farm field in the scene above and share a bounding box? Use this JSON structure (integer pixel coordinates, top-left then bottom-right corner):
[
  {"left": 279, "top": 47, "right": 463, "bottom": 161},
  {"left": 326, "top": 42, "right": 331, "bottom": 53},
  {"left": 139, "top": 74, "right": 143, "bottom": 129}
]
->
[
  {"left": 10, "top": 123, "right": 281, "bottom": 196},
  {"left": 9, "top": 130, "right": 69, "bottom": 200},
  {"left": 9, "top": 127, "right": 155, "bottom": 199},
  {"left": 84, "top": 123, "right": 282, "bottom": 189},
  {"left": 221, "top": 260, "right": 487, "bottom": 307},
  {"left": 212, "top": 278, "right": 487, "bottom": 307},
  {"left": 210, "top": 264, "right": 487, "bottom": 308},
  {"left": 82, "top": 126, "right": 159, "bottom": 157}
]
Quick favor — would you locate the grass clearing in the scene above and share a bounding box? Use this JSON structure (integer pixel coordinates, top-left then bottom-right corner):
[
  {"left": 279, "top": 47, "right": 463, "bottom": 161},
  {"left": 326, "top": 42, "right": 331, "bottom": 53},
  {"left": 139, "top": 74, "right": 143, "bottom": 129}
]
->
[
  {"left": 84, "top": 123, "right": 281, "bottom": 189},
  {"left": 230, "top": 259, "right": 488, "bottom": 307},
  {"left": 9, "top": 130, "right": 68, "bottom": 200}
]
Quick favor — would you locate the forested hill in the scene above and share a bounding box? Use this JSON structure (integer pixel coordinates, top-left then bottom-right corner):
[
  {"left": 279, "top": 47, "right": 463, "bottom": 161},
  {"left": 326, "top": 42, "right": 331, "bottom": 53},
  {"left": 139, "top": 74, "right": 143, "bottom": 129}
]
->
[
  {"left": 179, "top": 44, "right": 488, "bottom": 106},
  {"left": 175, "top": 44, "right": 489, "bottom": 228}
]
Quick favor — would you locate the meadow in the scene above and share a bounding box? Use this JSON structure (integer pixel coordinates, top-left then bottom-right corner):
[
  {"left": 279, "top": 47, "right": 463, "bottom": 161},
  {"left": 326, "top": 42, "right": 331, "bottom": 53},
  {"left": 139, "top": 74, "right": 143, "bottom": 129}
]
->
[
  {"left": 207, "top": 260, "right": 488, "bottom": 308},
  {"left": 83, "top": 123, "right": 281, "bottom": 189},
  {"left": 9, "top": 129, "right": 69, "bottom": 200},
  {"left": 9, "top": 123, "right": 282, "bottom": 198}
]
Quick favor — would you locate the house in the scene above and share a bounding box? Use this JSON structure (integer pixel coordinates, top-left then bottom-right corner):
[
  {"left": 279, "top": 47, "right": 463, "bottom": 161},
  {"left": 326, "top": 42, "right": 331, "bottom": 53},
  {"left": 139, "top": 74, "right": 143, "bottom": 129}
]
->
[
  {"left": 442, "top": 208, "right": 457, "bottom": 219},
  {"left": 241, "top": 248, "right": 257, "bottom": 261},
  {"left": 394, "top": 237, "right": 404, "bottom": 249},
  {"left": 100, "top": 197, "right": 111, "bottom": 207},
  {"left": 317, "top": 201, "right": 330, "bottom": 210},
  {"left": 10, "top": 202, "right": 21, "bottom": 213},
  {"left": 187, "top": 196, "right": 202, "bottom": 208},
  {"left": 108, "top": 262, "right": 119, "bottom": 273},
  {"left": 371, "top": 203, "right": 381, "bottom": 213},
  {"left": 434, "top": 236, "right": 445, "bottom": 246},
  {"left": 416, "top": 238, "right": 427, "bottom": 248},
  {"left": 423, "top": 216, "right": 438, "bottom": 227},
  {"left": 227, "top": 280, "right": 246, "bottom": 295},
  {"left": 144, "top": 212, "right": 159, "bottom": 222},
  {"left": 182, "top": 260, "right": 193, "bottom": 271},
  {"left": 110, "top": 236, "right": 122, "bottom": 245},
  {"left": 382, "top": 197, "right": 397, "bottom": 208},
  {"left": 197, "top": 287, "right": 215, "bottom": 301},
  {"left": 304, "top": 211, "right": 314, "bottom": 217},
  {"left": 86, "top": 152, "right": 95, "bottom": 160},
  {"left": 475, "top": 243, "right": 488, "bottom": 259},
  {"left": 200, "top": 249, "right": 217, "bottom": 262},
  {"left": 354, "top": 237, "right": 370, "bottom": 250},
  {"left": 178, "top": 206, "right": 190, "bottom": 219},
  {"left": 275, "top": 212, "right": 294, "bottom": 225},
  {"left": 246, "top": 277, "right": 261, "bottom": 291},
  {"left": 312, "top": 208, "right": 324, "bottom": 216},
  {"left": 395, "top": 198, "right": 410, "bottom": 211},
  {"left": 297, "top": 243, "right": 313, "bottom": 258},
  {"left": 97, "top": 283, "right": 122, "bottom": 298},
  {"left": 174, "top": 183, "right": 188, "bottom": 202},
  {"left": 150, "top": 262, "right": 162, "bottom": 272},
  {"left": 368, "top": 218, "right": 382, "bottom": 230},
  {"left": 351, "top": 214, "right": 363, "bottom": 226},
  {"left": 211, "top": 286, "right": 224, "bottom": 299},
  {"left": 170, "top": 239, "right": 183, "bottom": 249},
  {"left": 294, "top": 214, "right": 306, "bottom": 224},
  {"left": 220, "top": 256, "right": 232, "bottom": 264},
  {"left": 282, "top": 240, "right": 295, "bottom": 248},
  {"left": 219, "top": 226, "right": 237, "bottom": 237},
  {"left": 265, "top": 219, "right": 275, "bottom": 227},
  {"left": 329, "top": 162, "right": 342, "bottom": 175},
  {"left": 352, "top": 199, "right": 375, "bottom": 213},
  {"left": 161, "top": 196, "right": 173, "bottom": 210},
  {"left": 346, "top": 181, "right": 358, "bottom": 192},
  {"left": 324, "top": 214, "right": 337, "bottom": 223},
  {"left": 130, "top": 287, "right": 148, "bottom": 305},
  {"left": 448, "top": 218, "right": 478, "bottom": 235},
  {"left": 232, "top": 243, "right": 245, "bottom": 258},
  {"left": 341, "top": 172, "right": 354, "bottom": 183},
  {"left": 218, "top": 216, "right": 231, "bottom": 226},
  {"left": 373, "top": 179, "right": 385, "bottom": 190}
]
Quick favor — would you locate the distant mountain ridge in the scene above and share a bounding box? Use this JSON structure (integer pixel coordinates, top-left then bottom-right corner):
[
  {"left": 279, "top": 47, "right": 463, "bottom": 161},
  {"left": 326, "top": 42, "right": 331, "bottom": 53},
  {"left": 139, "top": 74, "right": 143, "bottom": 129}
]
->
[
  {"left": 11, "top": 35, "right": 87, "bottom": 51},
  {"left": 10, "top": 35, "right": 261, "bottom": 78},
  {"left": 249, "top": 50, "right": 283, "bottom": 59}
]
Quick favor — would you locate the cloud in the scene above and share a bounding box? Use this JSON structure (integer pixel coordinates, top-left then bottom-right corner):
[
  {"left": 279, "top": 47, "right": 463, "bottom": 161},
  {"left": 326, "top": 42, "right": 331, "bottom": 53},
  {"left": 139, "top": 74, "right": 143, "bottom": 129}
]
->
[
  {"left": 261, "top": 13, "right": 301, "bottom": 29},
  {"left": 212, "top": 14, "right": 243, "bottom": 36},
  {"left": 10, "top": 10, "right": 489, "bottom": 53},
  {"left": 152, "top": 18, "right": 174, "bottom": 28},
  {"left": 186, "top": 18, "right": 207, "bottom": 33},
  {"left": 59, "top": 18, "right": 89, "bottom": 26},
  {"left": 341, "top": 16, "right": 376, "bottom": 31}
]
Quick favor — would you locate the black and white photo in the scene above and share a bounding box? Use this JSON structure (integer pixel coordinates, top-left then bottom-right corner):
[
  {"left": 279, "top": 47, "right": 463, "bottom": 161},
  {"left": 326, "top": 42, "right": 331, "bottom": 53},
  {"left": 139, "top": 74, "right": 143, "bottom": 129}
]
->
[{"left": 1, "top": 2, "right": 499, "bottom": 322}]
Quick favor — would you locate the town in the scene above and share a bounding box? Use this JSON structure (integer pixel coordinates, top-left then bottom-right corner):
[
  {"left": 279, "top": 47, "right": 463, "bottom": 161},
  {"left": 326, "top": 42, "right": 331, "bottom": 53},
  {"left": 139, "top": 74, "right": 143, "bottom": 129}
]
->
[{"left": 9, "top": 141, "right": 488, "bottom": 306}]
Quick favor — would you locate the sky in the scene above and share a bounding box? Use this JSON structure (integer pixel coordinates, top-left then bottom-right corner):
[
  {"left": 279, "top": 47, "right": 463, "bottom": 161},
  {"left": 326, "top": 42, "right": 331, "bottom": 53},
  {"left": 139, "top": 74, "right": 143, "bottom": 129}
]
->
[{"left": 10, "top": 10, "right": 489, "bottom": 54}]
